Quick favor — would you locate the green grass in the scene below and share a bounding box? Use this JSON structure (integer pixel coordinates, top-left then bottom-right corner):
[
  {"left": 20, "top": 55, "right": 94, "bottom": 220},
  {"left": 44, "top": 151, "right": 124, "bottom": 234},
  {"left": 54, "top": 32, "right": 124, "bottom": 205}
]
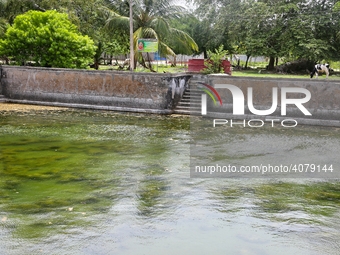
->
[
  {"left": 98, "top": 64, "right": 187, "bottom": 73},
  {"left": 232, "top": 69, "right": 340, "bottom": 79},
  {"left": 97, "top": 63, "right": 340, "bottom": 79}
]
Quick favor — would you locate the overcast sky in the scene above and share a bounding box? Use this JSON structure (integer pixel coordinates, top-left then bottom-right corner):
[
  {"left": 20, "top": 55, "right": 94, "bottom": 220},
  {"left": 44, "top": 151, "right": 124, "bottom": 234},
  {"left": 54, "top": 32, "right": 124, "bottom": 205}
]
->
[{"left": 174, "top": 0, "right": 196, "bottom": 10}]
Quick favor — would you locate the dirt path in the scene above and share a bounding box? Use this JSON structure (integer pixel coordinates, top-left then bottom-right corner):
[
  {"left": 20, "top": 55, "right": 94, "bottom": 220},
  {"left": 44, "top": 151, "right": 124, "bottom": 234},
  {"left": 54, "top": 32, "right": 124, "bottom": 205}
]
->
[{"left": 0, "top": 103, "right": 70, "bottom": 112}]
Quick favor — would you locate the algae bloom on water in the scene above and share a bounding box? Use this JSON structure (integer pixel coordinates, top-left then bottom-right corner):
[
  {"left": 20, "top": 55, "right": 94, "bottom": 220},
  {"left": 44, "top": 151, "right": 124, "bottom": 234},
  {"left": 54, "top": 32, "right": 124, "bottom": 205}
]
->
[{"left": 0, "top": 106, "right": 340, "bottom": 255}]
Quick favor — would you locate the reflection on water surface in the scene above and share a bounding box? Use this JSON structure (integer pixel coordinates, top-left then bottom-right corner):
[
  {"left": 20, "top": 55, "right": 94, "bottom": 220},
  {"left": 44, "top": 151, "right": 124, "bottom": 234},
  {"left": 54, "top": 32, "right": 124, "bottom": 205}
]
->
[{"left": 0, "top": 106, "right": 339, "bottom": 254}]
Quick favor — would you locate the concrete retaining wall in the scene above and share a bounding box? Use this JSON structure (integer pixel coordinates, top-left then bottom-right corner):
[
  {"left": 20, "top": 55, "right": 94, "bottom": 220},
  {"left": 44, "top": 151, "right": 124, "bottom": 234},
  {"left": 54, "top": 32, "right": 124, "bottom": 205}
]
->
[
  {"left": 1, "top": 66, "right": 340, "bottom": 126},
  {"left": 0, "top": 66, "right": 191, "bottom": 114},
  {"left": 191, "top": 74, "right": 340, "bottom": 125}
]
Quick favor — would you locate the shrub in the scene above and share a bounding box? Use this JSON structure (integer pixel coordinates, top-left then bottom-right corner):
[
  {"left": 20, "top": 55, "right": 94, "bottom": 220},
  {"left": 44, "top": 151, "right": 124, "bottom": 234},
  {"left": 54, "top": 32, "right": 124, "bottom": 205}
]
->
[
  {"left": 202, "top": 45, "right": 228, "bottom": 74},
  {"left": 0, "top": 10, "right": 96, "bottom": 68}
]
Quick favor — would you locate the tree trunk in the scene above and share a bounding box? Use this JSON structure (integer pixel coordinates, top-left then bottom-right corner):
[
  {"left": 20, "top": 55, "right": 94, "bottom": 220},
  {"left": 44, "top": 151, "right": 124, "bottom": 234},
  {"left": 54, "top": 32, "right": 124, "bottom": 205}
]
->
[
  {"left": 245, "top": 55, "right": 250, "bottom": 68},
  {"left": 275, "top": 57, "right": 278, "bottom": 66},
  {"left": 140, "top": 53, "right": 156, "bottom": 72},
  {"left": 29, "top": 0, "right": 46, "bottom": 12},
  {"left": 129, "top": 0, "right": 134, "bottom": 71},
  {"left": 133, "top": 56, "right": 137, "bottom": 70},
  {"left": 203, "top": 48, "right": 208, "bottom": 59},
  {"left": 268, "top": 56, "right": 275, "bottom": 70},
  {"left": 147, "top": 52, "right": 151, "bottom": 68},
  {"left": 1, "top": 56, "right": 9, "bottom": 65}
]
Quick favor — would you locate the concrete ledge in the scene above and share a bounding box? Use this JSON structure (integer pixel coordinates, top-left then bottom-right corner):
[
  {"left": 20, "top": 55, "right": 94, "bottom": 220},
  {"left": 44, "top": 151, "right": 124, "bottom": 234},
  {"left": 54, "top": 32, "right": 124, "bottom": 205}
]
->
[{"left": 7, "top": 99, "right": 173, "bottom": 114}]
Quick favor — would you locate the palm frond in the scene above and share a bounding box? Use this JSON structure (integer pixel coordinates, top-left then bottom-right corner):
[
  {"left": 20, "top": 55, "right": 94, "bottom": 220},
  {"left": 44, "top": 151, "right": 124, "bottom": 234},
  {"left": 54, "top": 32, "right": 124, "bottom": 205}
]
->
[
  {"left": 169, "top": 37, "right": 194, "bottom": 55},
  {"left": 170, "top": 28, "right": 199, "bottom": 51},
  {"left": 148, "top": 17, "right": 170, "bottom": 37},
  {"left": 104, "top": 8, "right": 131, "bottom": 32},
  {"left": 159, "top": 41, "right": 176, "bottom": 57},
  {"left": 0, "top": 17, "right": 8, "bottom": 37},
  {"left": 140, "top": 27, "right": 159, "bottom": 39}
]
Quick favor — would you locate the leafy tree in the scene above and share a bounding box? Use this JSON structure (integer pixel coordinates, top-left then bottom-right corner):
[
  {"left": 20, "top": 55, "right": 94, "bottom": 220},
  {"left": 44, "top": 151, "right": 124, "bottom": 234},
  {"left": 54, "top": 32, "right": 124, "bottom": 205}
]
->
[
  {"left": 192, "top": 0, "right": 240, "bottom": 57},
  {"left": 193, "top": 0, "right": 340, "bottom": 69},
  {"left": 0, "top": 0, "right": 107, "bottom": 41},
  {"left": 0, "top": 10, "right": 96, "bottom": 68},
  {"left": 105, "top": 36, "right": 130, "bottom": 64}
]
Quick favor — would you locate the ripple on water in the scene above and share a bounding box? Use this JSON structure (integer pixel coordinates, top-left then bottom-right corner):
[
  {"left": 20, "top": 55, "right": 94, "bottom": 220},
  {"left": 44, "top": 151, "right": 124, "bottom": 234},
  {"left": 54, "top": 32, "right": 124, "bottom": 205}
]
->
[{"left": 0, "top": 109, "right": 339, "bottom": 254}]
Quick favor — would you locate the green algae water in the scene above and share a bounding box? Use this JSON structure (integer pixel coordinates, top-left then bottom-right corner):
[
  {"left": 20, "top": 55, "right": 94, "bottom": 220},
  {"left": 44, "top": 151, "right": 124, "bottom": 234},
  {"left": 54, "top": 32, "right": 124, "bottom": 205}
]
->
[{"left": 0, "top": 106, "right": 340, "bottom": 254}]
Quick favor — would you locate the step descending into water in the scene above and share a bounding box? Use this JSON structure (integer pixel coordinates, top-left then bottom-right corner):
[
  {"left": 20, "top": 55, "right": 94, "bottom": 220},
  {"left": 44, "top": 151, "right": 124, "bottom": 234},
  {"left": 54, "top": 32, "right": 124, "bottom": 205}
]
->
[{"left": 173, "top": 84, "right": 202, "bottom": 115}]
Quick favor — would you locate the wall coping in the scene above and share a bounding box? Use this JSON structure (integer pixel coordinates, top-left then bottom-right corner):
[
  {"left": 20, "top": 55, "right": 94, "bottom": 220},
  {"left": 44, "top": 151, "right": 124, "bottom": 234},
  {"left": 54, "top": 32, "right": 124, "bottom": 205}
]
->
[
  {"left": 191, "top": 73, "right": 340, "bottom": 84},
  {"left": 3, "top": 66, "right": 340, "bottom": 84},
  {"left": 1, "top": 65, "right": 191, "bottom": 78}
]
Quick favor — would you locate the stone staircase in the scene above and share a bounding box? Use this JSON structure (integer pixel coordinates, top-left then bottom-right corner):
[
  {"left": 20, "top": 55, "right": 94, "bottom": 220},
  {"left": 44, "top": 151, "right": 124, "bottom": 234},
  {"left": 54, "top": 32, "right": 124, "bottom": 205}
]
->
[
  {"left": 0, "top": 95, "right": 6, "bottom": 103},
  {"left": 173, "top": 83, "right": 202, "bottom": 115}
]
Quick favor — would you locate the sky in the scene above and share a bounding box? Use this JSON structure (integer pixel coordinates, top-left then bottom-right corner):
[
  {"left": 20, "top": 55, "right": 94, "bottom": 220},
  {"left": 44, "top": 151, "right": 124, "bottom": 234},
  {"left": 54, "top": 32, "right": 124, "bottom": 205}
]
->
[{"left": 174, "top": 0, "right": 196, "bottom": 10}]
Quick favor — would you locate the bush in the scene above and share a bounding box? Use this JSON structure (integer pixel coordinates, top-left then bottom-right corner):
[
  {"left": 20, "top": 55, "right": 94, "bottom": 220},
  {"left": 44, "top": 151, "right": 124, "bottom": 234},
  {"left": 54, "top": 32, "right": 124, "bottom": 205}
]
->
[
  {"left": 0, "top": 10, "right": 96, "bottom": 68},
  {"left": 202, "top": 45, "right": 228, "bottom": 74}
]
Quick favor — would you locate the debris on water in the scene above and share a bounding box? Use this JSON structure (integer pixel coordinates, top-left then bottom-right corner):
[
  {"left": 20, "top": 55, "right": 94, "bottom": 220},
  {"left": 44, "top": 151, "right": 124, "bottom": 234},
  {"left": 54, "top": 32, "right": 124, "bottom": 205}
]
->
[
  {"left": 1, "top": 217, "right": 7, "bottom": 222},
  {"left": 68, "top": 207, "right": 73, "bottom": 211}
]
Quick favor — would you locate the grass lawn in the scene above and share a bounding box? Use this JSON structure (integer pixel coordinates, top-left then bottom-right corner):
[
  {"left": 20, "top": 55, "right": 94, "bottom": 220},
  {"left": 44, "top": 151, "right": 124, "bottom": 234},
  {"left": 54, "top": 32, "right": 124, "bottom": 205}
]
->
[
  {"left": 233, "top": 69, "right": 340, "bottom": 79},
  {"left": 97, "top": 64, "right": 340, "bottom": 79},
  {"left": 98, "top": 64, "right": 187, "bottom": 73}
]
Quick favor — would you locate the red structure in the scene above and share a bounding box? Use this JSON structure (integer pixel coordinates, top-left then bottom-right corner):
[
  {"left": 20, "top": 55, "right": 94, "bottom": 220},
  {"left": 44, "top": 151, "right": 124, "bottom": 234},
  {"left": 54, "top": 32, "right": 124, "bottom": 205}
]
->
[{"left": 188, "top": 59, "right": 232, "bottom": 74}]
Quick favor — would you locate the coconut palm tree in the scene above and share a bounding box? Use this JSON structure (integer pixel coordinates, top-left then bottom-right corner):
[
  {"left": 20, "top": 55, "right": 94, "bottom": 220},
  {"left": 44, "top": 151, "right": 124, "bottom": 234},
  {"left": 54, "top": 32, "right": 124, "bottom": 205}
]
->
[{"left": 102, "top": 0, "right": 198, "bottom": 71}]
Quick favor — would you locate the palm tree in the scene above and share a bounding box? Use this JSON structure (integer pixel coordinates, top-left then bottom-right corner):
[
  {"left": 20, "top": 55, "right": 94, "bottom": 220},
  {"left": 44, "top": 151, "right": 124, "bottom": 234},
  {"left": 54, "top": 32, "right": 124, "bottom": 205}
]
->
[
  {"left": 93, "top": 41, "right": 105, "bottom": 70},
  {"left": 102, "top": 0, "right": 198, "bottom": 71}
]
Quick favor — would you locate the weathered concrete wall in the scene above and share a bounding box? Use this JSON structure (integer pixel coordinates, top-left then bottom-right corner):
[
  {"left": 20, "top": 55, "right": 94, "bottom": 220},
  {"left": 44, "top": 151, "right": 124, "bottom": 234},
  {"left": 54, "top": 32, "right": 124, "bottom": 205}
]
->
[
  {"left": 191, "top": 74, "right": 340, "bottom": 123},
  {"left": 0, "top": 66, "right": 190, "bottom": 114},
  {"left": 1, "top": 66, "right": 340, "bottom": 125}
]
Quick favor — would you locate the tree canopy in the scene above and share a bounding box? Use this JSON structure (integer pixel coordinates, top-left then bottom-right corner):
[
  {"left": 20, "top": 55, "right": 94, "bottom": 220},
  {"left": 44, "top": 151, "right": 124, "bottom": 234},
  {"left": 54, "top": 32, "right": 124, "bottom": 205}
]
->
[
  {"left": 1, "top": 0, "right": 340, "bottom": 70},
  {"left": 0, "top": 10, "right": 96, "bottom": 68},
  {"left": 191, "top": 0, "right": 340, "bottom": 68}
]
